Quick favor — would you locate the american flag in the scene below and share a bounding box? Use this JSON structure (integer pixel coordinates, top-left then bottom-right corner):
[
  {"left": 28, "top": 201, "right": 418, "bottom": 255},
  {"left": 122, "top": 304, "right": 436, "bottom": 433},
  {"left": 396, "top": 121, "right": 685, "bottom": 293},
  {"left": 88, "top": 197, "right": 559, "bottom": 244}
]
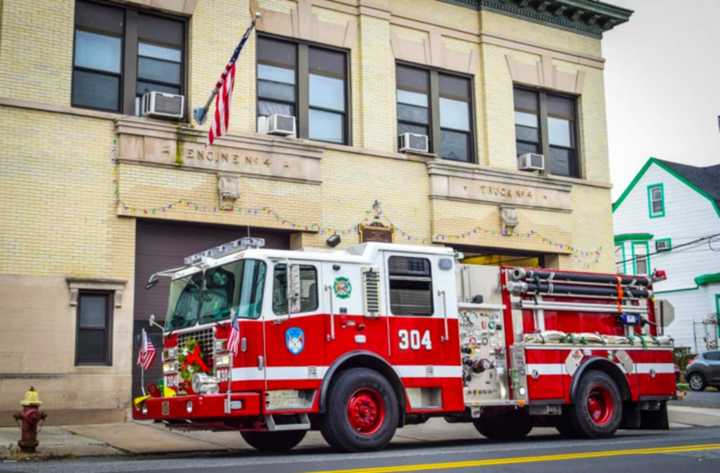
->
[
  {"left": 227, "top": 313, "right": 241, "bottom": 355},
  {"left": 207, "top": 18, "right": 258, "bottom": 145},
  {"left": 137, "top": 328, "right": 157, "bottom": 371}
]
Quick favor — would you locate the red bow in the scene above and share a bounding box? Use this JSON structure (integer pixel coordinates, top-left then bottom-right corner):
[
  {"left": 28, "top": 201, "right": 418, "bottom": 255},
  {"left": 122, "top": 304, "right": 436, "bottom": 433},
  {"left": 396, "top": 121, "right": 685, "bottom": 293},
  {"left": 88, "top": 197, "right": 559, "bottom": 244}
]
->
[{"left": 182, "top": 344, "right": 209, "bottom": 373}]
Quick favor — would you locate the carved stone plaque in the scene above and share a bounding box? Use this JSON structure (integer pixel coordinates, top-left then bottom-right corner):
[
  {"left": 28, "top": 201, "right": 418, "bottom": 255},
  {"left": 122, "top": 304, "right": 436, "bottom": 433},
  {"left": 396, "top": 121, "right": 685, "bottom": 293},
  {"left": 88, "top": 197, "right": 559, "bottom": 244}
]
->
[{"left": 359, "top": 223, "right": 393, "bottom": 243}]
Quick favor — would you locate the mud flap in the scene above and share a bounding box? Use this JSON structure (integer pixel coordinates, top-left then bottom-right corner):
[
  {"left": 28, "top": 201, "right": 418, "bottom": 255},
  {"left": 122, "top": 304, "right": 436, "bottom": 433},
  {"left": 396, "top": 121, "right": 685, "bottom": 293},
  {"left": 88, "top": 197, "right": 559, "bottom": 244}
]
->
[{"left": 622, "top": 401, "right": 669, "bottom": 430}]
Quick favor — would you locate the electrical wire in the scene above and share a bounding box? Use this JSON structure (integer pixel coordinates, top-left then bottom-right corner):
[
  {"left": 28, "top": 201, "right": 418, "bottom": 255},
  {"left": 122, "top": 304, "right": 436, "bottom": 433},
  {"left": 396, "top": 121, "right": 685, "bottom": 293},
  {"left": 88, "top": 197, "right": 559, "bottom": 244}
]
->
[{"left": 615, "top": 232, "right": 720, "bottom": 265}]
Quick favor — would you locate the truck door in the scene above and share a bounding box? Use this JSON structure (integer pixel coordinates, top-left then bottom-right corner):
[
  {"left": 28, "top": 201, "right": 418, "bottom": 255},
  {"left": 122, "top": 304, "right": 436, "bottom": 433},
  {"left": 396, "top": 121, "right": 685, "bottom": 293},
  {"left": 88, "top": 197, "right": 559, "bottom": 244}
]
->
[
  {"left": 385, "top": 253, "right": 463, "bottom": 412},
  {"left": 262, "top": 260, "right": 327, "bottom": 411}
]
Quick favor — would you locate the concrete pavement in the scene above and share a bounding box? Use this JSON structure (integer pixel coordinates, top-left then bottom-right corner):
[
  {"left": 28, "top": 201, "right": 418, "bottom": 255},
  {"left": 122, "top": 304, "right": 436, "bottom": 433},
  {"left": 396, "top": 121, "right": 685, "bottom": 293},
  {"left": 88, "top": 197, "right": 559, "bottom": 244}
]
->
[{"left": 1, "top": 403, "right": 720, "bottom": 461}]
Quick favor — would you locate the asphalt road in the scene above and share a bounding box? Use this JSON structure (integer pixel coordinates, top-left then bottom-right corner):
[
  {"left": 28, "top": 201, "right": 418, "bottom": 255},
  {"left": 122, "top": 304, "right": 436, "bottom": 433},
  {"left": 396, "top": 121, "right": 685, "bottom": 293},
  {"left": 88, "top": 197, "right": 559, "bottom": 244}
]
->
[{"left": 3, "top": 426, "right": 720, "bottom": 473}]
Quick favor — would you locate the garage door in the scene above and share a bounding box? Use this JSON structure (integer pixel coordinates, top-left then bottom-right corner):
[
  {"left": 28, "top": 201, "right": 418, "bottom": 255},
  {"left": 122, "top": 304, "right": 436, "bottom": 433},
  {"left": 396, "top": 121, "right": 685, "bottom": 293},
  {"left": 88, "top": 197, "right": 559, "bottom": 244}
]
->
[{"left": 132, "top": 220, "right": 290, "bottom": 396}]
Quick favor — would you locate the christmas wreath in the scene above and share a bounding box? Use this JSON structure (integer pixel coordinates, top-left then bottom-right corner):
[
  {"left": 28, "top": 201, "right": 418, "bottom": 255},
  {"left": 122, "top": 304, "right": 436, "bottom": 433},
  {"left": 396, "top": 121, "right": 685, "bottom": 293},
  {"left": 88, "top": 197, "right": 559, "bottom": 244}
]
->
[{"left": 178, "top": 338, "right": 210, "bottom": 383}]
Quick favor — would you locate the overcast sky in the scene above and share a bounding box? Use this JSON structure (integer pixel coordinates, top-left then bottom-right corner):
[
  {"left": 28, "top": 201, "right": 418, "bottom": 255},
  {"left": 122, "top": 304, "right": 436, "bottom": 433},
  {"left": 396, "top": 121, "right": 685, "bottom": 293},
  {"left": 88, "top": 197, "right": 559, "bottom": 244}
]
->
[{"left": 602, "top": 0, "right": 720, "bottom": 199}]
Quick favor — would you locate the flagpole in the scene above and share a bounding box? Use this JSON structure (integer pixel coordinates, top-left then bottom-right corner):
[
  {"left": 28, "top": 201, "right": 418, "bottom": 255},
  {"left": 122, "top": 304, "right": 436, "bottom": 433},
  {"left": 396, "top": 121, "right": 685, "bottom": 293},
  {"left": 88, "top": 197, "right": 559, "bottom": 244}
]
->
[
  {"left": 193, "top": 12, "right": 261, "bottom": 125},
  {"left": 226, "top": 309, "right": 236, "bottom": 414},
  {"left": 140, "top": 328, "right": 147, "bottom": 396}
]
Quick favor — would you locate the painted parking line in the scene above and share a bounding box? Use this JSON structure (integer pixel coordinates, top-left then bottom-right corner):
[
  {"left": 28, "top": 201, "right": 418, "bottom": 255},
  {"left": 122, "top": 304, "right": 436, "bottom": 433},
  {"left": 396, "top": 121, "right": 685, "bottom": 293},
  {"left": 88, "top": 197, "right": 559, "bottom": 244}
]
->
[{"left": 307, "top": 443, "right": 720, "bottom": 473}]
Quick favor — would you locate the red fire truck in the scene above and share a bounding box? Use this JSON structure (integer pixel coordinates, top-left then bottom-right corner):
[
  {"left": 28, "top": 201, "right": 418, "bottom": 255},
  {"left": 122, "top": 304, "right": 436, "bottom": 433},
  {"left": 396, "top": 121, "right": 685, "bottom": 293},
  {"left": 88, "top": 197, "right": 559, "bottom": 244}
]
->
[{"left": 135, "top": 238, "right": 676, "bottom": 452}]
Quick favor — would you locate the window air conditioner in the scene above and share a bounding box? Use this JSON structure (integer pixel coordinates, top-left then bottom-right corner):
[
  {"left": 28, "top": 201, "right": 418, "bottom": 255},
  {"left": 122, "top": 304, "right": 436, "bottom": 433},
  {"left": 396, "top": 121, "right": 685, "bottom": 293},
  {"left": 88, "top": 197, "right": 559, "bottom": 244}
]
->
[
  {"left": 141, "top": 91, "right": 185, "bottom": 119},
  {"left": 257, "top": 114, "right": 296, "bottom": 137},
  {"left": 398, "top": 132, "right": 429, "bottom": 153},
  {"left": 517, "top": 152, "right": 545, "bottom": 172}
]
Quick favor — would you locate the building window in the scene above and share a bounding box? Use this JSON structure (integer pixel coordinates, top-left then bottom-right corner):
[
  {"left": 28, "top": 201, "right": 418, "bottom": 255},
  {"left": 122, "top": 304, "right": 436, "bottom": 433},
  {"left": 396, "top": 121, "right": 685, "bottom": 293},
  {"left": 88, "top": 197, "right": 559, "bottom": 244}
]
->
[
  {"left": 632, "top": 242, "right": 650, "bottom": 275},
  {"left": 76, "top": 291, "right": 113, "bottom": 365},
  {"left": 655, "top": 237, "right": 672, "bottom": 252},
  {"left": 257, "top": 36, "right": 349, "bottom": 145},
  {"left": 647, "top": 183, "right": 665, "bottom": 218},
  {"left": 396, "top": 65, "right": 475, "bottom": 162},
  {"left": 72, "top": 0, "right": 185, "bottom": 114},
  {"left": 514, "top": 87, "right": 579, "bottom": 177},
  {"left": 272, "top": 264, "right": 319, "bottom": 314},
  {"left": 615, "top": 244, "right": 626, "bottom": 273},
  {"left": 388, "top": 256, "right": 434, "bottom": 316}
]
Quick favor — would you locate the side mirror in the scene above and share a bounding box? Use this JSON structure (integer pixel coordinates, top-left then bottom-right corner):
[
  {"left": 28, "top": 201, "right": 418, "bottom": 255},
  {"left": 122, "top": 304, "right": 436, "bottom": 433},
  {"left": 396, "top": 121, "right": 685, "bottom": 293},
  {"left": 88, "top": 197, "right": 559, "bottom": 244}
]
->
[
  {"left": 146, "top": 274, "right": 159, "bottom": 290},
  {"left": 148, "top": 313, "right": 164, "bottom": 331},
  {"left": 287, "top": 264, "right": 302, "bottom": 315}
]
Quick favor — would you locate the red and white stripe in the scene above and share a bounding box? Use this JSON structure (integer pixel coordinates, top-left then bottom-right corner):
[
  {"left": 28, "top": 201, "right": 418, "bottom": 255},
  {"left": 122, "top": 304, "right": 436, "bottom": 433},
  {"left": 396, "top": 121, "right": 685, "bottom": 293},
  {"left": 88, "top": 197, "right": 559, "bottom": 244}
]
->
[
  {"left": 137, "top": 329, "right": 156, "bottom": 371},
  {"left": 208, "top": 63, "right": 236, "bottom": 145}
]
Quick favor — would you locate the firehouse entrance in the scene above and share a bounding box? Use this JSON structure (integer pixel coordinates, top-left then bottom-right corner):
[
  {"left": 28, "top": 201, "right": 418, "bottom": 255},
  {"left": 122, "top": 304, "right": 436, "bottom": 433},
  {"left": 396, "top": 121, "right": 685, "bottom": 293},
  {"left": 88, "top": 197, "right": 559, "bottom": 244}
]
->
[
  {"left": 454, "top": 246, "right": 547, "bottom": 268},
  {"left": 132, "top": 219, "right": 290, "bottom": 397}
]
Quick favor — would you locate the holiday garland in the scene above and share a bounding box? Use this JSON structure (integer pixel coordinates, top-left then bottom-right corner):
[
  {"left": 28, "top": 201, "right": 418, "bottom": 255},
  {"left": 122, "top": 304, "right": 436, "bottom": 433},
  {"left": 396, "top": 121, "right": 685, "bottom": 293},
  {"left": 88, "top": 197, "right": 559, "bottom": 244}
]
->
[{"left": 178, "top": 338, "right": 210, "bottom": 382}]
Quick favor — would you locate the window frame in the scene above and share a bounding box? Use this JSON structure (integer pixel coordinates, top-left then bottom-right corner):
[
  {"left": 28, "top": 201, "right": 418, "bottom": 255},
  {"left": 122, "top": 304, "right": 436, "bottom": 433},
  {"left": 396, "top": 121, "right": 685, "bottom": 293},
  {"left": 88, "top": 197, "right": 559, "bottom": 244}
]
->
[
  {"left": 271, "top": 262, "right": 320, "bottom": 315},
  {"left": 655, "top": 237, "right": 672, "bottom": 252},
  {"left": 513, "top": 85, "right": 581, "bottom": 178},
  {"left": 395, "top": 61, "right": 477, "bottom": 163},
  {"left": 631, "top": 241, "right": 651, "bottom": 276},
  {"left": 647, "top": 183, "right": 666, "bottom": 218},
  {"left": 75, "top": 290, "right": 114, "bottom": 366},
  {"left": 387, "top": 255, "right": 435, "bottom": 317},
  {"left": 615, "top": 244, "right": 626, "bottom": 274},
  {"left": 71, "top": 0, "right": 188, "bottom": 117},
  {"left": 256, "top": 33, "right": 352, "bottom": 146}
]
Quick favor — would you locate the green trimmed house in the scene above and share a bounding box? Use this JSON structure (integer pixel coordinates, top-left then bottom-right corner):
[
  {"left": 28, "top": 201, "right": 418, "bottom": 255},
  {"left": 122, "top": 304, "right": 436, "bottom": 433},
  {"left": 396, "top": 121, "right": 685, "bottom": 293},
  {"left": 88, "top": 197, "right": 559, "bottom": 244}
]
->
[{"left": 613, "top": 157, "right": 720, "bottom": 351}]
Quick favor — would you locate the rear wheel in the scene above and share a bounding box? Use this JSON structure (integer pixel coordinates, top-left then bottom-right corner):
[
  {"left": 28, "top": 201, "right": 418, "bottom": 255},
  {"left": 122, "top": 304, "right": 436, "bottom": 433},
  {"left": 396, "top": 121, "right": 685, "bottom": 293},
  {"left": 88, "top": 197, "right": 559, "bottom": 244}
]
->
[
  {"left": 688, "top": 373, "right": 706, "bottom": 392},
  {"left": 473, "top": 412, "right": 532, "bottom": 441},
  {"left": 240, "top": 430, "right": 306, "bottom": 452},
  {"left": 569, "top": 370, "right": 622, "bottom": 438},
  {"left": 320, "top": 368, "right": 399, "bottom": 452}
]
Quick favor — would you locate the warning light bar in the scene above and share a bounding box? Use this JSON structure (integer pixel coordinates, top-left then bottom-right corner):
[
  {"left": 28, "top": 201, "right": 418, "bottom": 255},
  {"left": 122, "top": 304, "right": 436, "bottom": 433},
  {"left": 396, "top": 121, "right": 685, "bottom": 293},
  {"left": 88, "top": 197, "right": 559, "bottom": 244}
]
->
[{"left": 184, "top": 237, "right": 266, "bottom": 265}]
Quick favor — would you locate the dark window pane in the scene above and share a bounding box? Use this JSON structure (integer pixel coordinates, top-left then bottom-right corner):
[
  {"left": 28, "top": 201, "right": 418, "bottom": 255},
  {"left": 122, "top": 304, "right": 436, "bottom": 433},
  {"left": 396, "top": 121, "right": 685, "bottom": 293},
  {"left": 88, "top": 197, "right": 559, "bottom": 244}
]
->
[
  {"left": 548, "top": 117, "right": 573, "bottom": 147},
  {"left": 309, "top": 109, "right": 344, "bottom": 143},
  {"left": 398, "top": 103, "right": 429, "bottom": 124},
  {"left": 257, "top": 37, "right": 296, "bottom": 68},
  {"left": 389, "top": 256, "right": 433, "bottom": 316},
  {"left": 139, "top": 42, "right": 181, "bottom": 62},
  {"left": 75, "top": 30, "right": 121, "bottom": 73},
  {"left": 514, "top": 88, "right": 538, "bottom": 112},
  {"left": 138, "top": 14, "right": 184, "bottom": 46},
  {"left": 396, "top": 66, "right": 429, "bottom": 93},
  {"left": 517, "top": 141, "right": 539, "bottom": 155},
  {"left": 549, "top": 146, "right": 575, "bottom": 177},
  {"left": 72, "top": 70, "right": 120, "bottom": 111},
  {"left": 547, "top": 94, "right": 575, "bottom": 119},
  {"left": 75, "top": 0, "right": 124, "bottom": 34},
  {"left": 258, "top": 80, "right": 295, "bottom": 102},
  {"left": 439, "top": 74, "right": 470, "bottom": 100},
  {"left": 77, "top": 330, "right": 107, "bottom": 363},
  {"left": 258, "top": 64, "right": 295, "bottom": 84},
  {"left": 258, "top": 100, "right": 295, "bottom": 117},
  {"left": 138, "top": 57, "right": 181, "bottom": 84},
  {"left": 309, "top": 74, "right": 345, "bottom": 111},
  {"left": 439, "top": 97, "right": 470, "bottom": 131},
  {"left": 398, "top": 122, "right": 429, "bottom": 137},
  {"left": 309, "top": 47, "right": 345, "bottom": 77},
  {"left": 272, "top": 265, "right": 318, "bottom": 314},
  {"left": 440, "top": 129, "right": 470, "bottom": 161},
  {"left": 136, "top": 81, "right": 180, "bottom": 96},
  {"left": 79, "top": 295, "right": 107, "bottom": 328},
  {"left": 516, "top": 125, "right": 539, "bottom": 143}
]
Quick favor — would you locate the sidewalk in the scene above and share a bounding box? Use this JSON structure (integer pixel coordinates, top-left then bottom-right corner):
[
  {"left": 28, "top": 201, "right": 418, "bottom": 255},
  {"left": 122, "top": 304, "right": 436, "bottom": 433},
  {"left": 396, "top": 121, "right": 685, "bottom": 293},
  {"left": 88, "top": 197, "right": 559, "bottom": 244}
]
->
[{"left": 2, "top": 405, "right": 719, "bottom": 461}]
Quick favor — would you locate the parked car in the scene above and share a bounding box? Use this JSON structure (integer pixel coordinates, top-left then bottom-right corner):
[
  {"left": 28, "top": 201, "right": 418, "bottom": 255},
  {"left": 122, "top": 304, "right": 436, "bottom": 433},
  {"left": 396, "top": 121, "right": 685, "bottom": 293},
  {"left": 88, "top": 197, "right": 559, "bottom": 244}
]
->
[{"left": 686, "top": 351, "right": 720, "bottom": 391}]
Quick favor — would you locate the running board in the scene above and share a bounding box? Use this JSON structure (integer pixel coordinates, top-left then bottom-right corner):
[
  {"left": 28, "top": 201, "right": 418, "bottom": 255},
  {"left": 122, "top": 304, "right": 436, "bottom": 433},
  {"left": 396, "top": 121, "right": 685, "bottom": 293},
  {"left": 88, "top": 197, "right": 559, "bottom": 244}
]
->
[{"left": 265, "top": 413, "right": 311, "bottom": 431}]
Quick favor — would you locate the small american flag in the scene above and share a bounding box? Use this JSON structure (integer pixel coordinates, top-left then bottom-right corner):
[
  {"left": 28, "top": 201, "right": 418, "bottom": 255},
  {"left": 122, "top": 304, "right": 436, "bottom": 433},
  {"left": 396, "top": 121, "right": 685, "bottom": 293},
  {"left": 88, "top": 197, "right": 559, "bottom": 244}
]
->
[
  {"left": 207, "top": 19, "right": 257, "bottom": 145},
  {"left": 227, "top": 313, "right": 241, "bottom": 355},
  {"left": 137, "top": 328, "right": 157, "bottom": 371}
]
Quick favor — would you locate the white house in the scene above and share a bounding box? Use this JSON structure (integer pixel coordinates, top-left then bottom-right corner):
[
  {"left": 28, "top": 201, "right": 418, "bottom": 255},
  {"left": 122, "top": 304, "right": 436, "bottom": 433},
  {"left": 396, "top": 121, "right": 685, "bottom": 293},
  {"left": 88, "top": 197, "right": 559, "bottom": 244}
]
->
[{"left": 613, "top": 157, "right": 720, "bottom": 351}]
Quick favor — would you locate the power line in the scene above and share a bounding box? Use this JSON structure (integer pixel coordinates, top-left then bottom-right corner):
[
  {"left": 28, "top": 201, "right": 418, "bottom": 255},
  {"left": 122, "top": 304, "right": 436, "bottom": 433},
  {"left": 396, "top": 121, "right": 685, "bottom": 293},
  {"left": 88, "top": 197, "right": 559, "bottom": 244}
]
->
[{"left": 615, "top": 232, "right": 720, "bottom": 265}]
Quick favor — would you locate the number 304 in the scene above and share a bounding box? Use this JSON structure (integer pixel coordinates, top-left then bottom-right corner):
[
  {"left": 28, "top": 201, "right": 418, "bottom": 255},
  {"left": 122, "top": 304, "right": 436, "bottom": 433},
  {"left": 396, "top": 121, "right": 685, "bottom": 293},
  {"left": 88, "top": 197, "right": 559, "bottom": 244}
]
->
[{"left": 398, "top": 329, "right": 432, "bottom": 350}]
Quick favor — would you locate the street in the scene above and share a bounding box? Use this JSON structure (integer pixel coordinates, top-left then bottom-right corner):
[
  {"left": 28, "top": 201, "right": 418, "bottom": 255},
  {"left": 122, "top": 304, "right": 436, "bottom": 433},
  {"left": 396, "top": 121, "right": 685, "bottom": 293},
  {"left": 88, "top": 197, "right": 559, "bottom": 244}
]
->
[{"left": 2, "top": 421, "right": 720, "bottom": 473}]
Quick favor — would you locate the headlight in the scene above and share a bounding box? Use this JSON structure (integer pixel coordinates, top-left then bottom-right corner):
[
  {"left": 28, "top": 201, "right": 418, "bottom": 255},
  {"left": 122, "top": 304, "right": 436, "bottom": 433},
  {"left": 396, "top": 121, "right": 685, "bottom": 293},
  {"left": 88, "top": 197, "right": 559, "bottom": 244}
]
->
[
  {"left": 215, "top": 353, "right": 231, "bottom": 368},
  {"left": 141, "top": 404, "right": 148, "bottom": 415},
  {"left": 186, "top": 400, "right": 193, "bottom": 413},
  {"left": 163, "top": 360, "right": 179, "bottom": 374},
  {"left": 191, "top": 373, "right": 219, "bottom": 394},
  {"left": 214, "top": 339, "right": 227, "bottom": 352},
  {"left": 163, "top": 347, "right": 178, "bottom": 360}
]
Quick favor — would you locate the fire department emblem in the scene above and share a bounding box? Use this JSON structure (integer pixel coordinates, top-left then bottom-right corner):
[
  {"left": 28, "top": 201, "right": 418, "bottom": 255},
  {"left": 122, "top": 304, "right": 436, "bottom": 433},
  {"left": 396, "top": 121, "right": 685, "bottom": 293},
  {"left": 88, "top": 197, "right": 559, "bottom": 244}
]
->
[
  {"left": 285, "top": 327, "right": 305, "bottom": 355},
  {"left": 333, "top": 276, "right": 352, "bottom": 299}
]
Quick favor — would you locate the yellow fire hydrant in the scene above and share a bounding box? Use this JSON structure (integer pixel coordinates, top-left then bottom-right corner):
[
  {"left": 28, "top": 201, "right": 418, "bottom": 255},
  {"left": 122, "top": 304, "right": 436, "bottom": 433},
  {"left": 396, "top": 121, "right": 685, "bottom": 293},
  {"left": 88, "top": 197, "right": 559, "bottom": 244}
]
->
[{"left": 13, "top": 387, "right": 47, "bottom": 453}]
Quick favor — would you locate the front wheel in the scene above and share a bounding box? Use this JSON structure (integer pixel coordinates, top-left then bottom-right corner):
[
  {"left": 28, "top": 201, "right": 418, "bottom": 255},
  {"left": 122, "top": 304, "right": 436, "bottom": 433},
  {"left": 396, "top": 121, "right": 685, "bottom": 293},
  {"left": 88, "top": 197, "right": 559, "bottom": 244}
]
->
[
  {"left": 240, "top": 430, "right": 306, "bottom": 452},
  {"left": 688, "top": 373, "right": 706, "bottom": 392},
  {"left": 569, "top": 370, "right": 622, "bottom": 438},
  {"left": 320, "top": 368, "right": 399, "bottom": 452}
]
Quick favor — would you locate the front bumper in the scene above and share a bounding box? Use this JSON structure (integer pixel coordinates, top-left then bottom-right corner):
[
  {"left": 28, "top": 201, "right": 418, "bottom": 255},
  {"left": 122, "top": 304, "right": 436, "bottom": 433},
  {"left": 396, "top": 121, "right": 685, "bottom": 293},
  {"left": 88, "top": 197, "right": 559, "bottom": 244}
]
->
[{"left": 134, "top": 392, "right": 261, "bottom": 421}]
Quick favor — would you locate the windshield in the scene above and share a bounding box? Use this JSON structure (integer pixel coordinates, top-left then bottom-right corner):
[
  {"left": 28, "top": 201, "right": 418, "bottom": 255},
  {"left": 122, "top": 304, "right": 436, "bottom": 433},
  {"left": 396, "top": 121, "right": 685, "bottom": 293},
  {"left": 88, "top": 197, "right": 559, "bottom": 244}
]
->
[{"left": 165, "top": 259, "right": 267, "bottom": 331}]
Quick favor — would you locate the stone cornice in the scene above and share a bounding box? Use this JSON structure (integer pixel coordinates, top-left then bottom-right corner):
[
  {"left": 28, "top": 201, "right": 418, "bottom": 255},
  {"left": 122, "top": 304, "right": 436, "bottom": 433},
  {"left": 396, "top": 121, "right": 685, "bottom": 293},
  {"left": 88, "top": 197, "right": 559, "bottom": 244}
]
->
[{"left": 440, "top": 0, "right": 633, "bottom": 38}]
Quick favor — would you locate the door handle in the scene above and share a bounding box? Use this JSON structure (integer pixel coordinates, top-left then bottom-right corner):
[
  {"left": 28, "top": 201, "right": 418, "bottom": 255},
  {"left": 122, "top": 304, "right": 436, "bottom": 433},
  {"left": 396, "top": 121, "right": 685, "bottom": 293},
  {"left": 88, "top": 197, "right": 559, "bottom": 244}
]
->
[
  {"left": 438, "top": 289, "right": 449, "bottom": 342},
  {"left": 325, "top": 284, "right": 335, "bottom": 341}
]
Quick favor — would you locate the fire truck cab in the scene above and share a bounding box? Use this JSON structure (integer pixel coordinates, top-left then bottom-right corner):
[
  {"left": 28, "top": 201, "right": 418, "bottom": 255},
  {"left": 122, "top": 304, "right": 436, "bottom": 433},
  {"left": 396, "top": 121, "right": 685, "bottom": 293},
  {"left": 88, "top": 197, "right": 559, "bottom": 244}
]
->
[{"left": 135, "top": 238, "right": 676, "bottom": 452}]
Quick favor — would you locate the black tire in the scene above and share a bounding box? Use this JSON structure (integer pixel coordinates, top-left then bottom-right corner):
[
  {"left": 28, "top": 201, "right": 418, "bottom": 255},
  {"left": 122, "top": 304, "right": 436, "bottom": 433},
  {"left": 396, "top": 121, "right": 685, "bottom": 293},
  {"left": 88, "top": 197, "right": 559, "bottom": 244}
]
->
[
  {"left": 473, "top": 412, "right": 532, "bottom": 441},
  {"left": 687, "top": 372, "right": 706, "bottom": 392},
  {"left": 240, "top": 430, "right": 306, "bottom": 452},
  {"left": 320, "top": 368, "right": 399, "bottom": 452},
  {"left": 569, "top": 370, "right": 622, "bottom": 438}
]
